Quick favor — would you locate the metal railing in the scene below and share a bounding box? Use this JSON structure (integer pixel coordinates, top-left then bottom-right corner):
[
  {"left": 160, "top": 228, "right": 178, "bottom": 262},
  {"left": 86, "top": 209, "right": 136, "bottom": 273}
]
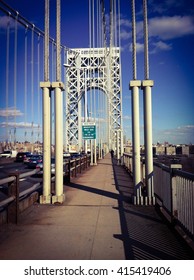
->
[
  {"left": 123, "top": 152, "right": 194, "bottom": 240},
  {"left": 0, "top": 169, "right": 41, "bottom": 224},
  {"left": 0, "top": 155, "right": 91, "bottom": 224}
]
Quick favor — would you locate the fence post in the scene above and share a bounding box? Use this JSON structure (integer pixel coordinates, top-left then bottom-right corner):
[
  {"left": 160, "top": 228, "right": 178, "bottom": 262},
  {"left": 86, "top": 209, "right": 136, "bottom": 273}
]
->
[
  {"left": 75, "top": 159, "right": 77, "bottom": 177},
  {"left": 7, "top": 171, "right": 20, "bottom": 224},
  {"left": 79, "top": 158, "right": 82, "bottom": 173},
  {"left": 170, "top": 164, "right": 182, "bottom": 223},
  {"left": 67, "top": 160, "right": 71, "bottom": 183}
]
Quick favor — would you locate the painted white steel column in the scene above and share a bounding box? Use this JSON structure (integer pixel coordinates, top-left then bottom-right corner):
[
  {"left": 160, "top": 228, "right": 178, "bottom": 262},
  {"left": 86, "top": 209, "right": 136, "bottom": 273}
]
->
[
  {"left": 142, "top": 80, "right": 154, "bottom": 205},
  {"left": 39, "top": 0, "right": 51, "bottom": 204},
  {"left": 52, "top": 83, "right": 64, "bottom": 203},
  {"left": 130, "top": 80, "right": 142, "bottom": 205},
  {"left": 40, "top": 83, "right": 51, "bottom": 204}
]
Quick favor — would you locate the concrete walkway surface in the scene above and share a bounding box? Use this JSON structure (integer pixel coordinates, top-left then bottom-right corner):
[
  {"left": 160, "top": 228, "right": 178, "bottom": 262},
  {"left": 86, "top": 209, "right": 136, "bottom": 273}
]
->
[{"left": 0, "top": 154, "right": 193, "bottom": 260}]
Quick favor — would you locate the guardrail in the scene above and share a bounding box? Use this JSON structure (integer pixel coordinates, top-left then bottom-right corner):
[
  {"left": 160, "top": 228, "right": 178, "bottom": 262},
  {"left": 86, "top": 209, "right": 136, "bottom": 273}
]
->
[
  {"left": 69, "top": 155, "right": 90, "bottom": 178},
  {"left": 0, "top": 169, "right": 41, "bottom": 224},
  {"left": 154, "top": 162, "right": 194, "bottom": 241},
  {"left": 0, "top": 155, "right": 91, "bottom": 224},
  {"left": 123, "top": 152, "right": 194, "bottom": 241}
]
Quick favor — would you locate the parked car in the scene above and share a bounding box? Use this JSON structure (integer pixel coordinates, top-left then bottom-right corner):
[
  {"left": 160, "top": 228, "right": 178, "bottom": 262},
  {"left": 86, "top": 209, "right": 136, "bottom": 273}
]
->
[
  {"left": 15, "top": 152, "right": 32, "bottom": 162},
  {"left": 27, "top": 155, "right": 43, "bottom": 169},
  {"left": 0, "top": 150, "right": 17, "bottom": 158}
]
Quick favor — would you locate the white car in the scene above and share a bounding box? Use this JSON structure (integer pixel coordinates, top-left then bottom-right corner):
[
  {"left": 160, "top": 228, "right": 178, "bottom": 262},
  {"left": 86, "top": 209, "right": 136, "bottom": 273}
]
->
[{"left": 0, "top": 150, "right": 17, "bottom": 158}]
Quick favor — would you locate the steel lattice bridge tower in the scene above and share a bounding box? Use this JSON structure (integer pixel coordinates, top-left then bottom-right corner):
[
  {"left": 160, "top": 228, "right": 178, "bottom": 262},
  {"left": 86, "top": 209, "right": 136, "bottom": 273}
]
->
[{"left": 65, "top": 47, "right": 123, "bottom": 155}]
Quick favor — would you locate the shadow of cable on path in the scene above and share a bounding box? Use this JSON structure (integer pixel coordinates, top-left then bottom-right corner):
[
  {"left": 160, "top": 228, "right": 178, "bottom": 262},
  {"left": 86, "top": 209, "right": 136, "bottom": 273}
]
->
[{"left": 112, "top": 158, "right": 194, "bottom": 260}]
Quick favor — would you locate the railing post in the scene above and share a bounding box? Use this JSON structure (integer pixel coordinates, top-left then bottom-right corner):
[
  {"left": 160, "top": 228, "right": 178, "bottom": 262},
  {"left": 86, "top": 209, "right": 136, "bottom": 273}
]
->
[
  {"left": 75, "top": 159, "right": 77, "bottom": 177},
  {"left": 7, "top": 171, "right": 20, "bottom": 224},
  {"left": 67, "top": 160, "right": 71, "bottom": 183},
  {"left": 170, "top": 164, "right": 182, "bottom": 222},
  {"left": 79, "top": 158, "right": 82, "bottom": 173}
]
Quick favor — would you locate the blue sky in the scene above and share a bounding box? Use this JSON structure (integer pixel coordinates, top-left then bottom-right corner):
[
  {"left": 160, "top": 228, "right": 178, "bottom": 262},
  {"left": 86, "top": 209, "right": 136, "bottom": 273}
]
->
[{"left": 0, "top": 0, "right": 194, "bottom": 145}]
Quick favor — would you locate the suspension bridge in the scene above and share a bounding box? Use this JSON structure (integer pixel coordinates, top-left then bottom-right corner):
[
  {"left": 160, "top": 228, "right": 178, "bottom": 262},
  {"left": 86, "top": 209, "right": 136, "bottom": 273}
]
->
[{"left": 0, "top": 0, "right": 194, "bottom": 260}]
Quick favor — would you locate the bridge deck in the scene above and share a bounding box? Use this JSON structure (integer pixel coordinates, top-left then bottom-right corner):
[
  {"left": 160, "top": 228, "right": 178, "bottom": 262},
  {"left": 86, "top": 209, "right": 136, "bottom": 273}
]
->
[{"left": 0, "top": 154, "right": 193, "bottom": 260}]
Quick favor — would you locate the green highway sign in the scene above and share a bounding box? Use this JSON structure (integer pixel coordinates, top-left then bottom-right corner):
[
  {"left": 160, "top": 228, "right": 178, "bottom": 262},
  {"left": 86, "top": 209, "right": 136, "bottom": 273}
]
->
[{"left": 82, "top": 123, "right": 96, "bottom": 139}]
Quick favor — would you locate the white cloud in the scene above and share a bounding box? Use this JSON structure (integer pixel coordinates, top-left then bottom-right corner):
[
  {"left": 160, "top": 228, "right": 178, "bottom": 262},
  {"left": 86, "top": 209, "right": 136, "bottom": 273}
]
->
[
  {"left": 0, "top": 121, "right": 40, "bottom": 129},
  {"left": 0, "top": 15, "right": 15, "bottom": 29},
  {"left": 120, "top": 30, "right": 130, "bottom": 40},
  {"left": 150, "top": 0, "right": 185, "bottom": 15},
  {"left": 129, "top": 42, "right": 144, "bottom": 53},
  {"left": 0, "top": 108, "right": 23, "bottom": 117},
  {"left": 154, "top": 125, "right": 194, "bottom": 144},
  {"left": 149, "top": 16, "right": 194, "bottom": 40},
  {"left": 119, "top": 18, "right": 131, "bottom": 28},
  {"left": 123, "top": 115, "right": 131, "bottom": 120},
  {"left": 150, "top": 41, "right": 172, "bottom": 54}
]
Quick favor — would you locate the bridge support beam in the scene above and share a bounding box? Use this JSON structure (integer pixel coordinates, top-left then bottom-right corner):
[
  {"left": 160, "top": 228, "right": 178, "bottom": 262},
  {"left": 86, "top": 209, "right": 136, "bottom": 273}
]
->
[
  {"left": 130, "top": 80, "right": 143, "bottom": 205},
  {"left": 52, "top": 82, "right": 65, "bottom": 204},
  {"left": 142, "top": 80, "right": 155, "bottom": 205},
  {"left": 40, "top": 82, "right": 51, "bottom": 204}
]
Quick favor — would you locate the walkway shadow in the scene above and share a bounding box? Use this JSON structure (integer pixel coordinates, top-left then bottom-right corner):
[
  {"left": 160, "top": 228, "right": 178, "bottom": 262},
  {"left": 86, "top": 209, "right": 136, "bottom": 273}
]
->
[
  {"left": 111, "top": 158, "right": 194, "bottom": 260},
  {"left": 67, "top": 182, "right": 120, "bottom": 201},
  {"left": 65, "top": 157, "right": 194, "bottom": 259}
]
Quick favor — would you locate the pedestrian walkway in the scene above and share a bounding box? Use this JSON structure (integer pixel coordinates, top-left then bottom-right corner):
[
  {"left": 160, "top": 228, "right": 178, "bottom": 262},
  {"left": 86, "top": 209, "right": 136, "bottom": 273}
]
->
[{"left": 0, "top": 154, "right": 193, "bottom": 260}]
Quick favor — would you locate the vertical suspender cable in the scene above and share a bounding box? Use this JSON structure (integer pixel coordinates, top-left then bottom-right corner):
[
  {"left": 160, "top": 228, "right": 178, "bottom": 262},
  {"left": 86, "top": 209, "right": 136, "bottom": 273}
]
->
[
  {"left": 131, "top": 0, "right": 137, "bottom": 80},
  {"left": 45, "top": 1, "right": 49, "bottom": 82},
  {"left": 118, "top": 0, "right": 121, "bottom": 50},
  {"left": 143, "top": 0, "right": 149, "bottom": 80},
  {"left": 118, "top": 0, "right": 123, "bottom": 155},
  {"left": 31, "top": 24, "right": 34, "bottom": 149},
  {"left": 6, "top": 12, "right": 10, "bottom": 143},
  {"left": 14, "top": 11, "right": 18, "bottom": 146},
  {"left": 37, "top": 33, "right": 40, "bottom": 145},
  {"left": 56, "top": 0, "right": 61, "bottom": 82},
  {"left": 114, "top": 0, "right": 117, "bottom": 47},
  {"left": 89, "top": 0, "right": 92, "bottom": 53},
  {"left": 24, "top": 25, "right": 28, "bottom": 145},
  {"left": 92, "top": 0, "right": 95, "bottom": 48},
  {"left": 51, "top": 39, "right": 54, "bottom": 81}
]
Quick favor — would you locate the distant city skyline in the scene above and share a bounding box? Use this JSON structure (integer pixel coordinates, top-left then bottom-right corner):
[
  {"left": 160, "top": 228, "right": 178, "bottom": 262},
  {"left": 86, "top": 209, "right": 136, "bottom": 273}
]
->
[{"left": 0, "top": 0, "right": 194, "bottom": 145}]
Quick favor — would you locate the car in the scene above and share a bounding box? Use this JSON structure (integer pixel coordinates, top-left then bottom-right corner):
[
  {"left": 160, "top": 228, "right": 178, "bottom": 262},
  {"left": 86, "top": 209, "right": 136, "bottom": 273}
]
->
[
  {"left": 23, "top": 154, "right": 33, "bottom": 164},
  {"left": 0, "top": 150, "right": 17, "bottom": 158},
  {"left": 15, "top": 152, "right": 32, "bottom": 162},
  {"left": 36, "top": 158, "right": 68, "bottom": 175},
  {"left": 70, "top": 152, "right": 81, "bottom": 159},
  {"left": 36, "top": 158, "right": 56, "bottom": 175},
  {"left": 27, "top": 155, "right": 43, "bottom": 168}
]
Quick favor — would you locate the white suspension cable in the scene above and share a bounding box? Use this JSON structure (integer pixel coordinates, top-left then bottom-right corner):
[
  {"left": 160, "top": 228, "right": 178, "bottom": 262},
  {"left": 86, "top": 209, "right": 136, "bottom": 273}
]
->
[
  {"left": 37, "top": 33, "right": 41, "bottom": 144},
  {"left": 14, "top": 11, "right": 18, "bottom": 146},
  {"left": 131, "top": 0, "right": 137, "bottom": 80},
  {"left": 143, "top": 0, "right": 149, "bottom": 79},
  {"left": 24, "top": 25, "right": 28, "bottom": 143},
  {"left": 31, "top": 24, "right": 35, "bottom": 148},
  {"left": 6, "top": 12, "right": 10, "bottom": 143}
]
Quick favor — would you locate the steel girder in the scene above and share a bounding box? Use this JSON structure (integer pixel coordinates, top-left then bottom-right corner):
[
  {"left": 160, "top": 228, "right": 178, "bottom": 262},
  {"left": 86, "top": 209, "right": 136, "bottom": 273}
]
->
[{"left": 65, "top": 47, "right": 122, "bottom": 152}]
